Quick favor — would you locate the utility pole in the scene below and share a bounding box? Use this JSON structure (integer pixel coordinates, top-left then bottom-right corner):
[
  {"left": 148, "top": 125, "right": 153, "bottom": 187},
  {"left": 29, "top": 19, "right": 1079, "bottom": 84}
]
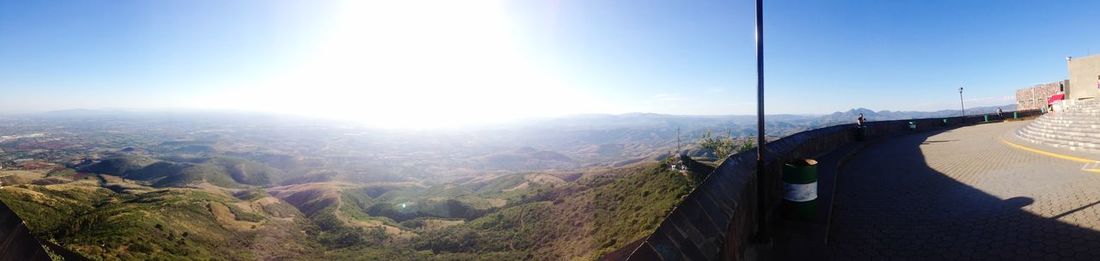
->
[
  {"left": 676, "top": 127, "right": 681, "bottom": 155},
  {"left": 753, "top": 0, "right": 769, "bottom": 244},
  {"left": 959, "top": 86, "right": 965, "bottom": 116}
]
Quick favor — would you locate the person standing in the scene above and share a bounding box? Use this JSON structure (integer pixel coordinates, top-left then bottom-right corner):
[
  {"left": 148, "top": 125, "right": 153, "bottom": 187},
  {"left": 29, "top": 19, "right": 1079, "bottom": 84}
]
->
[{"left": 855, "top": 113, "right": 868, "bottom": 141}]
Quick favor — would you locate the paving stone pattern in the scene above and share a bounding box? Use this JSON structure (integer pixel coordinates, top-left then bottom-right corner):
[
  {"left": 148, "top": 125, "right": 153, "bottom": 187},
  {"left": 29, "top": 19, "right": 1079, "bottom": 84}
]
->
[{"left": 829, "top": 121, "right": 1100, "bottom": 260}]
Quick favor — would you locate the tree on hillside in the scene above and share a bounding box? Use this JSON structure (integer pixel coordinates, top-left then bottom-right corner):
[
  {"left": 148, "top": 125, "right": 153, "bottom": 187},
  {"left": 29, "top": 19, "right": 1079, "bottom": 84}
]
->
[{"left": 698, "top": 130, "right": 755, "bottom": 162}]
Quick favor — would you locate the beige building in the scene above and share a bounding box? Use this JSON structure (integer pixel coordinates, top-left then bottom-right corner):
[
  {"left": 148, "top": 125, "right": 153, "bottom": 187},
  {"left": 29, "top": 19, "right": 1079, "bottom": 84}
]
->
[{"left": 1067, "top": 54, "right": 1100, "bottom": 101}]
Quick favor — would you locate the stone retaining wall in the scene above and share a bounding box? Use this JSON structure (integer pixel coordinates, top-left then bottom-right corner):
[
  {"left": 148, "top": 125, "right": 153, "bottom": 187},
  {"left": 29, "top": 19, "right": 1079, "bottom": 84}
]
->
[{"left": 0, "top": 201, "right": 51, "bottom": 261}]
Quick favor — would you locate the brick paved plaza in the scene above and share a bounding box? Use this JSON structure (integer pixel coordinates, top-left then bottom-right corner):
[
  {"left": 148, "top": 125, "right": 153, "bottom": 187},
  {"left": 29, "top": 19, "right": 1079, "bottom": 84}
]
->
[{"left": 828, "top": 121, "right": 1100, "bottom": 260}]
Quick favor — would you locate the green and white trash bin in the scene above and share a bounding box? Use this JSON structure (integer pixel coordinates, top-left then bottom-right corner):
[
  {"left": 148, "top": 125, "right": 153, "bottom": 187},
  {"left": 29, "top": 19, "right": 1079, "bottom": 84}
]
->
[{"left": 782, "top": 159, "right": 818, "bottom": 221}]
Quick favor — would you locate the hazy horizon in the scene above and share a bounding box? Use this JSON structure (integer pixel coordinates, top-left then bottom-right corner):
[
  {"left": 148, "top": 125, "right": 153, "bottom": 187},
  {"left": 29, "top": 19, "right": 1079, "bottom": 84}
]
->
[
  {"left": 3, "top": 0, "right": 1096, "bottom": 128},
  {"left": 4, "top": 103, "right": 1017, "bottom": 117},
  {"left": 3, "top": 2, "right": 1096, "bottom": 260},
  {"left": 0, "top": 103, "right": 1016, "bottom": 131}
]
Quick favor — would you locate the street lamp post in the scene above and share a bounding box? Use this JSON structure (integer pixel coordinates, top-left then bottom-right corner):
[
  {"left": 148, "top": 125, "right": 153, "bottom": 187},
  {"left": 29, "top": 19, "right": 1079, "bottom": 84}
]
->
[
  {"left": 958, "top": 87, "right": 965, "bottom": 116},
  {"left": 753, "top": 0, "right": 768, "bottom": 244}
]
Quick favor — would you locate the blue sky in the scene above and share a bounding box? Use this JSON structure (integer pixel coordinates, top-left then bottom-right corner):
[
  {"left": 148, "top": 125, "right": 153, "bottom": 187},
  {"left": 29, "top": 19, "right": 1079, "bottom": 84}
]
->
[{"left": 2, "top": 0, "right": 1099, "bottom": 127}]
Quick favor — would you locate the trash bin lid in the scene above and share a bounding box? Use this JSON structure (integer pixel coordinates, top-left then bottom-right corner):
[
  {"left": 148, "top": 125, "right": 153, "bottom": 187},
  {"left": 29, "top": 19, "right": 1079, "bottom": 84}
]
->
[{"left": 793, "top": 158, "right": 817, "bottom": 166}]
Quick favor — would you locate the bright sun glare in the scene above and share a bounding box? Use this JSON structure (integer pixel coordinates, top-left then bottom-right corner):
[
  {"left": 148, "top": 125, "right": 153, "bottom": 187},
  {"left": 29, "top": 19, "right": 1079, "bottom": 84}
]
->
[{"left": 195, "top": 1, "right": 611, "bottom": 129}]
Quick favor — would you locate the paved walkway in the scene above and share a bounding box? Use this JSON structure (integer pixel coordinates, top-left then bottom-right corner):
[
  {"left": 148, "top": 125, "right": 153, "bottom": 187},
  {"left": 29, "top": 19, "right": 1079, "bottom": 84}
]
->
[{"left": 828, "top": 121, "right": 1100, "bottom": 260}]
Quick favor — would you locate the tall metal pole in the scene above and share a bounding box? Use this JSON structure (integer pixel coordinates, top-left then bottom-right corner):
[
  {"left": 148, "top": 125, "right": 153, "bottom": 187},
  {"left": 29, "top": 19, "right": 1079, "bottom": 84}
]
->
[
  {"left": 959, "top": 87, "right": 965, "bottom": 116},
  {"left": 753, "top": 0, "right": 768, "bottom": 243},
  {"left": 676, "top": 127, "right": 681, "bottom": 154}
]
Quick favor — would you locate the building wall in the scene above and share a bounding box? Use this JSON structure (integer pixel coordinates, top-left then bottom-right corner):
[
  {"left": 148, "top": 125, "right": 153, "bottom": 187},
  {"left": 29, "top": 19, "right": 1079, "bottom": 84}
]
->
[
  {"left": 1067, "top": 54, "right": 1100, "bottom": 101},
  {"left": 1016, "top": 81, "right": 1064, "bottom": 111}
]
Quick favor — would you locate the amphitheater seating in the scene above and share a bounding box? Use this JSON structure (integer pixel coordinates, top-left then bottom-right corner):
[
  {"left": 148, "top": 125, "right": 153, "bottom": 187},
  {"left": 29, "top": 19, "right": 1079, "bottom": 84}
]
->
[{"left": 1016, "top": 99, "right": 1100, "bottom": 153}]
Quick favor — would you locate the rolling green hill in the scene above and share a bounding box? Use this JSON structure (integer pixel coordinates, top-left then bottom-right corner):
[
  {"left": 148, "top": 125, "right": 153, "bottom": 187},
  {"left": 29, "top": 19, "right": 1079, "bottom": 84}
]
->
[
  {"left": 0, "top": 179, "right": 320, "bottom": 260},
  {"left": 81, "top": 156, "right": 282, "bottom": 188},
  {"left": 398, "top": 160, "right": 707, "bottom": 260},
  {"left": 79, "top": 155, "right": 157, "bottom": 175},
  {"left": 6, "top": 154, "right": 709, "bottom": 260}
]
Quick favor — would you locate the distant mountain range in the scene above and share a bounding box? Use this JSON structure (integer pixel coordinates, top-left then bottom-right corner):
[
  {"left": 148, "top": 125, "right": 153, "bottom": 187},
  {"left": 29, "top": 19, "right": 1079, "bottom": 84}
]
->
[
  {"left": 15, "top": 105, "right": 1018, "bottom": 173},
  {"left": 31, "top": 104, "right": 1017, "bottom": 131},
  {"left": 508, "top": 104, "right": 1017, "bottom": 139},
  {"left": 814, "top": 104, "right": 1017, "bottom": 127},
  {"left": 23, "top": 105, "right": 1020, "bottom": 158}
]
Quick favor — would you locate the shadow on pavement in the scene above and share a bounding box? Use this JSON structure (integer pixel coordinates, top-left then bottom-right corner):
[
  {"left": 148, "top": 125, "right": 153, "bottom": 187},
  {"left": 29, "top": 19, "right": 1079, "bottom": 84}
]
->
[{"left": 823, "top": 129, "right": 1100, "bottom": 260}]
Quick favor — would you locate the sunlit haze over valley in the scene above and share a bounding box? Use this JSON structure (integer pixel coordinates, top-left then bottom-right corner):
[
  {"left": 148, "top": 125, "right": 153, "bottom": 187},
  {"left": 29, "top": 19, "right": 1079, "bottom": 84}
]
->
[
  {"left": 2, "top": 1, "right": 1100, "bottom": 260},
  {"left": 5, "top": 1, "right": 1095, "bottom": 128}
]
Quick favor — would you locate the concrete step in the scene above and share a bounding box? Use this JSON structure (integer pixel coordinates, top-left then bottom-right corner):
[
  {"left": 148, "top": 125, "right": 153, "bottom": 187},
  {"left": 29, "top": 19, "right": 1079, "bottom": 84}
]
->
[
  {"left": 1037, "top": 123, "right": 1100, "bottom": 129},
  {"left": 1020, "top": 122, "right": 1100, "bottom": 141},
  {"left": 1032, "top": 114, "right": 1100, "bottom": 125},
  {"left": 1044, "top": 112, "right": 1100, "bottom": 117},
  {"left": 1043, "top": 115, "right": 1100, "bottom": 120},
  {"left": 1017, "top": 129, "right": 1100, "bottom": 149},
  {"left": 1040, "top": 117, "right": 1100, "bottom": 123},
  {"left": 1044, "top": 114, "right": 1100, "bottom": 119},
  {"left": 1046, "top": 109, "right": 1100, "bottom": 114},
  {"left": 1018, "top": 131, "right": 1100, "bottom": 149},
  {"left": 1019, "top": 127, "right": 1100, "bottom": 145},
  {"left": 1030, "top": 122, "right": 1100, "bottom": 132},
  {"left": 1016, "top": 130, "right": 1100, "bottom": 153},
  {"left": 1022, "top": 125, "right": 1100, "bottom": 139},
  {"left": 1015, "top": 100, "right": 1100, "bottom": 153},
  {"left": 1058, "top": 111, "right": 1100, "bottom": 115},
  {"left": 1030, "top": 121, "right": 1100, "bottom": 130},
  {"left": 1033, "top": 119, "right": 1100, "bottom": 126}
]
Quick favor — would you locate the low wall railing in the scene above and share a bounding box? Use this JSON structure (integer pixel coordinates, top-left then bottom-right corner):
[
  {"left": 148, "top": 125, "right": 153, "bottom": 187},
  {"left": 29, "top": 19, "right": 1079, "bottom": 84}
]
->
[
  {"left": 0, "top": 201, "right": 53, "bottom": 261},
  {"left": 624, "top": 109, "right": 1042, "bottom": 261}
]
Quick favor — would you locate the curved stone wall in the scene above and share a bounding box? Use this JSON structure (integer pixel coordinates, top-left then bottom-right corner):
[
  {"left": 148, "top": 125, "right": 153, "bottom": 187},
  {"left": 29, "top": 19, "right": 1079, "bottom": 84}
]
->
[
  {"left": 0, "top": 201, "right": 51, "bottom": 261},
  {"left": 623, "top": 110, "right": 1042, "bottom": 261}
]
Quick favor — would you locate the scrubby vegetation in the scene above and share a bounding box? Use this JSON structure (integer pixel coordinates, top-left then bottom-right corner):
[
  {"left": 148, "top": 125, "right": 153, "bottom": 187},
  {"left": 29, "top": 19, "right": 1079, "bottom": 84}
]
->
[
  {"left": 392, "top": 161, "right": 704, "bottom": 259},
  {"left": 0, "top": 159, "right": 706, "bottom": 260},
  {"left": 698, "top": 130, "right": 756, "bottom": 162},
  {"left": 79, "top": 155, "right": 282, "bottom": 188},
  {"left": 0, "top": 172, "right": 319, "bottom": 260}
]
